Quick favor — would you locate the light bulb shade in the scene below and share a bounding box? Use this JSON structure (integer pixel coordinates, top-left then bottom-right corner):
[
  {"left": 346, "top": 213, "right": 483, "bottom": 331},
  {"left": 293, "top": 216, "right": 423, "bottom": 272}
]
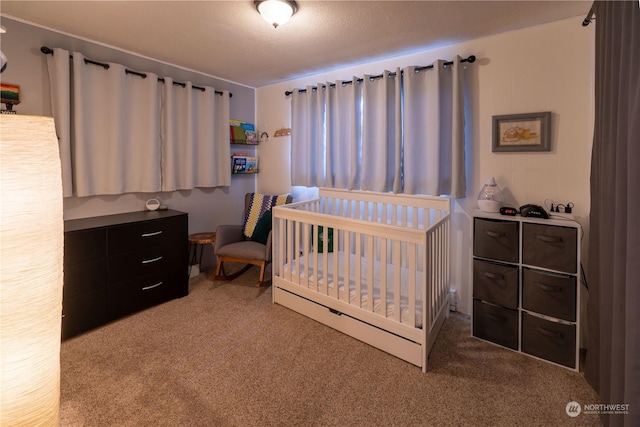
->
[
  {"left": 477, "top": 176, "right": 504, "bottom": 212},
  {"left": 255, "top": 0, "right": 297, "bottom": 28},
  {"left": 1, "top": 115, "right": 63, "bottom": 426}
]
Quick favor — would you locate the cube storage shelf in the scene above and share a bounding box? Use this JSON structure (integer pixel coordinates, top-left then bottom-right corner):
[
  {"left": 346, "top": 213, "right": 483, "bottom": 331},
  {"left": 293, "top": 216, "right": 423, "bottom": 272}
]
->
[{"left": 472, "top": 210, "right": 581, "bottom": 371}]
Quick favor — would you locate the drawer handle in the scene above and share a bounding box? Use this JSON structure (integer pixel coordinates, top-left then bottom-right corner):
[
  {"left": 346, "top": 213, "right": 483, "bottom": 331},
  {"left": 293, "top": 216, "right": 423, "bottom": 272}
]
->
[
  {"left": 484, "top": 272, "right": 505, "bottom": 282},
  {"left": 485, "top": 230, "right": 505, "bottom": 238},
  {"left": 142, "top": 256, "right": 163, "bottom": 264},
  {"left": 535, "top": 234, "right": 563, "bottom": 243},
  {"left": 535, "top": 282, "right": 563, "bottom": 293},
  {"left": 142, "top": 231, "right": 163, "bottom": 237},
  {"left": 142, "top": 281, "right": 163, "bottom": 291},
  {"left": 488, "top": 313, "right": 507, "bottom": 323},
  {"left": 537, "top": 326, "right": 564, "bottom": 340}
]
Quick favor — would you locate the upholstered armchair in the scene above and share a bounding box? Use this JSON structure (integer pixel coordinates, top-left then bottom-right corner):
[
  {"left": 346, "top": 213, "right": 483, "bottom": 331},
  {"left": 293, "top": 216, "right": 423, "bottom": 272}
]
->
[{"left": 214, "top": 193, "right": 291, "bottom": 286}]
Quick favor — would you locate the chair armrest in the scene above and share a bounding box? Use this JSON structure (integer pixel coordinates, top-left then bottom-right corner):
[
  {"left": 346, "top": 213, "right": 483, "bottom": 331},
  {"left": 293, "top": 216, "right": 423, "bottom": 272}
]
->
[{"left": 215, "top": 224, "right": 244, "bottom": 253}]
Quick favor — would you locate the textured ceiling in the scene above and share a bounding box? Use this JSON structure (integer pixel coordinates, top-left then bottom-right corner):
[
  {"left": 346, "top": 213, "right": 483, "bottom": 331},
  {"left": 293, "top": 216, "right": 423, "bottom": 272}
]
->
[{"left": 0, "top": 1, "right": 591, "bottom": 88}]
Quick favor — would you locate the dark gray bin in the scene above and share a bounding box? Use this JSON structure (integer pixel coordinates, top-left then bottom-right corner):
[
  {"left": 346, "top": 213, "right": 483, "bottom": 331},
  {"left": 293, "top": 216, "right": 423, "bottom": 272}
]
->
[
  {"left": 522, "top": 223, "right": 577, "bottom": 273},
  {"left": 473, "top": 259, "right": 519, "bottom": 309},
  {"left": 521, "top": 312, "right": 576, "bottom": 368},
  {"left": 522, "top": 268, "right": 576, "bottom": 322},
  {"left": 473, "top": 218, "right": 519, "bottom": 263},
  {"left": 473, "top": 299, "right": 519, "bottom": 350}
]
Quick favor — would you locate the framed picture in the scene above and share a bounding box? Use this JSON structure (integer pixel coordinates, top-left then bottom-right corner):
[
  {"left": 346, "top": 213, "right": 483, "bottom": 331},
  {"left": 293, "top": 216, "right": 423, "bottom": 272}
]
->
[{"left": 492, "top": 111, "right": 551, "bottom": 152}]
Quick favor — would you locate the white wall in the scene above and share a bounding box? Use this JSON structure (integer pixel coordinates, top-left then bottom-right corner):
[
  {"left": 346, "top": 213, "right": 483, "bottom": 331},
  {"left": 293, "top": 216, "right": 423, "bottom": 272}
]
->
[{"left": 256, "top": 17, "right": 595, "bottom": 315}]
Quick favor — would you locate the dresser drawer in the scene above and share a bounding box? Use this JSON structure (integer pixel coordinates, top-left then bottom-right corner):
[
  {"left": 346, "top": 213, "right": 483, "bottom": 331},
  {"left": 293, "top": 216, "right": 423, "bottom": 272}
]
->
[
  {"left": 473, "top": 218, "right": 519, "bottom": 263},
  {"left": 473, "top": 259, "right": 519, "bottom": 309},
  {"left": 522, "top": 268, "right": 576, "bottom": 322},
  {"left": 473, "top": 299, "right": 518, "bottom": 350},
  {"left": 62, "top": 289, "right": 107, "bottom": 340},
  {"left": 108, "top": 215, "right": 187, "bottom": 256},
  {"left": 521, "top": 312, "right": 576, "bottom": 368},
  {"left": 522, "top": 223, "right": 577, "bottom": 273},
  {"left": 64, "top": 258, "right": 107, "bottom": 299},
  {"left": 108, "top": 244, "right": 185, "bottom": 285},
  {"left": 107, "top": 269, "right": 183, "bottom": 319},
  {"left": 64, "top": 228, "right": 106, "bottom": 265}
]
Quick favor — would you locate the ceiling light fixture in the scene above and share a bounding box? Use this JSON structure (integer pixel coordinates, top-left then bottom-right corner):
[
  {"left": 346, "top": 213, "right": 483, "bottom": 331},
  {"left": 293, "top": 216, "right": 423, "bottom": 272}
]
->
[{"left": 255, "top": 0, "right": 298, "bottom": 28}]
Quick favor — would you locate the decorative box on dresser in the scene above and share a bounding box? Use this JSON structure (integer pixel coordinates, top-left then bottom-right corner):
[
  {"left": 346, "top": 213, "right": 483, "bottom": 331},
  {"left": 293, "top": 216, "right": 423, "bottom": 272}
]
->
[
  {"left": 472, "top": 210, "right": 581, "bottom": 370},
  {"left": 62, "top": 209, "right": 188, "bottom": 340}
]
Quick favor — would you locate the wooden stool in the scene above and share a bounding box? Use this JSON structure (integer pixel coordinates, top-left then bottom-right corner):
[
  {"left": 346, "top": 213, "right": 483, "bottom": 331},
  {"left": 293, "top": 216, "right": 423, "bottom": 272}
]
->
[{"left": 188, "top": 232, "right": 216, "bottom": 277}]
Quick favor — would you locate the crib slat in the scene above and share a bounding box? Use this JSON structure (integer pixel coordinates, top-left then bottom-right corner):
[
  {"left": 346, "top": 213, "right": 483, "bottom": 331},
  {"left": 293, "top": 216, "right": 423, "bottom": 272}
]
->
[
  {"left": 402, "top": 206, "right": 408, "bottom": 228},
  {"left": 355, "top": 233, "right": 362, "bottom": 307},
  {"left": 286, "top": 219, "right": 293, "bottom": 283},
  {"left": 393, "top": 240, "right": 401, "bottom": 322},
  {"left": 333, "top": 230, "right": 339, "bottom": 299},
  {"left": 313, "top": 224, "right": 319, "bottom": 292},
  {"left": 408, "top": 242, "right": 416, "bottom": 327},
  {"left": 380, "top": 237, "right": 387, "bottom": 317},
  {"left": 343, "top": 230, "right": 351, "bottom": 303},
  {"left": 275, "top": 216, "right": 283, "bottom": 279},
  {"left": 302, "top": 223, "right": 310, "bottom": 289},
  {"left": 322, "top": 226, "right": 329, "bottom": 296},
  {"left": 366, "top": 235, "right": 374, "bottom": 312},
  {"left": 428, "top": 227, "right": 433, "bottom": 325}
]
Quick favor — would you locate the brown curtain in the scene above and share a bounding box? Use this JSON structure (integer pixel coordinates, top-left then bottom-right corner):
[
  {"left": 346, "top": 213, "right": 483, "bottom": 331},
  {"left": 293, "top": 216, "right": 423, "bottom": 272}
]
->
[{"left": 585, "top": 2, "right": 640, "bottom": 426}]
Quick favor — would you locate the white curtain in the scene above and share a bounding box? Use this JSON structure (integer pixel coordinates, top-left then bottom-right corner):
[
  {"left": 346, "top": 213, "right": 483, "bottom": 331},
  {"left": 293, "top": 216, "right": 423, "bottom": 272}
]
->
[
  {"left": 161, "top": 79, "right": 230, "bottom": 191},
  {"left": 46, "top": 48, "right": 73, "bottom": 197},
  {"left": 403, "top": 57, "right": 466, "bottom": 198},
  {"left": 290, "top": 58, "right": 467, "bottom": 197},
  {"left": 361, "top": 69, "right": 402, "bottom": 193},
  {"left": 45, "top": 48, "right": 230, "bottom": 197},
  {"left": 326, "top": 79, "right": 360, "bottom": 189},
  {"left": 73, "top": 53, "right": 161, "bottom": 197},
  {"left": 291, "top": 85, "right": 326, "bottom": 187}
]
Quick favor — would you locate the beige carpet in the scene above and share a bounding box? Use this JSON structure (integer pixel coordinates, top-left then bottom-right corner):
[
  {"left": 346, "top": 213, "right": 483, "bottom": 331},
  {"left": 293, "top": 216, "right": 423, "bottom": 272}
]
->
[{"left": 60, "top": 266, "right": 601, "bottom": 426}]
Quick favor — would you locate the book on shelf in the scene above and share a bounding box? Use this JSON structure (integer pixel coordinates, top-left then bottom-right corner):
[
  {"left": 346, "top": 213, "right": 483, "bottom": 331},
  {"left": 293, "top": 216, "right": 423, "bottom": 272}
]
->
[
  {"left": 231, "top": 155, "right": 258, "bottom": 174},
  {"left": 230, "top": 120, "right": 257, "bottom": 144}
]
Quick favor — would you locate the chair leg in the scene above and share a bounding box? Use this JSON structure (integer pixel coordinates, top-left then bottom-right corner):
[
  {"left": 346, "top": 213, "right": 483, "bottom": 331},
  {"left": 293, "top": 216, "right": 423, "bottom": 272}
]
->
[
  {"left": 257, "top": 261, "right": 266, "bottom": 287},
  {"left": 215, "top": 257, "right": 224, "bottom": 280}
]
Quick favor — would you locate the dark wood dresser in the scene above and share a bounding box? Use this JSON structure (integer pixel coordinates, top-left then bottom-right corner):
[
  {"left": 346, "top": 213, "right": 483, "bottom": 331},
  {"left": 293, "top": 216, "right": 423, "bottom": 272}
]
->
[{"left": 62, "top": 209, "right": 188, "bottom": 340}]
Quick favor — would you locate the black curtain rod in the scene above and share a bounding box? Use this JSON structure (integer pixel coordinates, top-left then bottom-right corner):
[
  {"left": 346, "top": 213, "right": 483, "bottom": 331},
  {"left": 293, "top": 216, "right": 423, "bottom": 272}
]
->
[
  {"left": 582, "top": 3, "right": 595, "bottom": 26},
  {"left": 40, "top": 46, "right": 232, "bottom": 97},
  {"left": 285, "top": 54, "right": 476, "bottom": 96}
]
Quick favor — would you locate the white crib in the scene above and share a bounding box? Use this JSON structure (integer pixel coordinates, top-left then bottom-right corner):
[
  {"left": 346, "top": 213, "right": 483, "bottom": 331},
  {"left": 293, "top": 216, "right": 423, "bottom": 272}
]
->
[{"left": 272, "top": 188, "right": 450, "bottom": 372}]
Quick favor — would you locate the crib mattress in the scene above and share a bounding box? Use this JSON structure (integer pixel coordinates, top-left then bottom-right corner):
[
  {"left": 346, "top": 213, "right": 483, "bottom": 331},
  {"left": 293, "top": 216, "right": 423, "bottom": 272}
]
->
[{"left": 282, "top": 251, "right": 424, "bottom": 328}]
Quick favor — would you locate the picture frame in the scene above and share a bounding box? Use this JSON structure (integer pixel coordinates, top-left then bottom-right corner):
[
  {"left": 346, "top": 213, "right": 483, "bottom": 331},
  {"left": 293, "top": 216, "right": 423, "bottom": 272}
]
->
[{"left": 492, "top": 111, "right": 551, "bottom": 152}]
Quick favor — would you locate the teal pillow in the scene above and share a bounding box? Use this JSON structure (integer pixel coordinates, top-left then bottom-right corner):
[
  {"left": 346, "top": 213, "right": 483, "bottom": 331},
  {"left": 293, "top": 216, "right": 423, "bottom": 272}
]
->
[{"left": 250, "top": 209, "right": 272, "bottom": 245}]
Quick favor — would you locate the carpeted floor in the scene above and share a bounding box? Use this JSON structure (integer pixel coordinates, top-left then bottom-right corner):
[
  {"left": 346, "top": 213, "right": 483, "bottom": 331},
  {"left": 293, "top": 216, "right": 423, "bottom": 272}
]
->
[{"left": 60, "top": 266, "right": 601, "bottom": 426}]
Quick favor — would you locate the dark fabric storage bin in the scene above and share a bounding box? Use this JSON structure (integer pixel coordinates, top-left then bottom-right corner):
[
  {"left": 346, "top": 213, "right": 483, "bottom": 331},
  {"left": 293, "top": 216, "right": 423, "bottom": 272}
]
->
[
  {"left": 521, "top": 312, "right": 576, "bottom": 368},
  {"left": 473, "top": 259, "right": 519, "bottom": 309},
  {"left": 522, "top": 268, "right": 576, "bottom": 322},
  {"left": 522, "top": 223, "right": 577, "bottom": 273},
  {"left": 473, "top": 218, "right": 519, "bottom": 263},
  {"left": 473, "top": 299, "right": 519, "bottom": 350}
]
